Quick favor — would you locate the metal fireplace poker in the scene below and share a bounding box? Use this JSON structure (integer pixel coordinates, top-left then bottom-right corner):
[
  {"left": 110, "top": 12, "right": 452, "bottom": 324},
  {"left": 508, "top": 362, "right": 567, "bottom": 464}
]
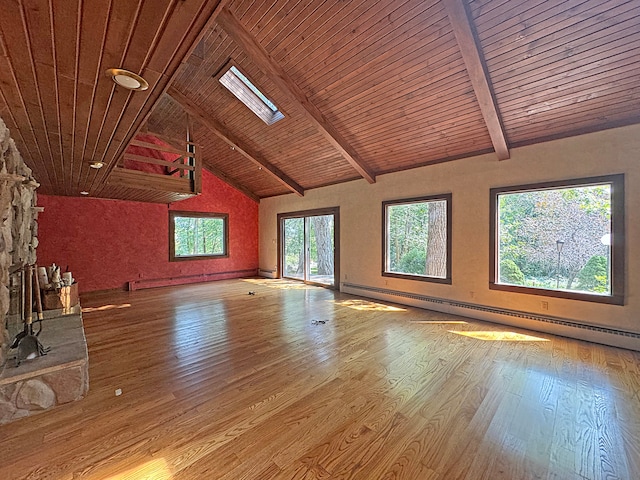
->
[{"left": 10, "top": 264, "right": 50, "bottom": 366}]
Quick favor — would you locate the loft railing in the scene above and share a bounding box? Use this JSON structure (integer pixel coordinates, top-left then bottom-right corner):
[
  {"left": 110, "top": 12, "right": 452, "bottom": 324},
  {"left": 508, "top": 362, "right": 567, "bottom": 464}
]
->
[{"left": 111, "top": 134, "right": 202, "bottom": 197}]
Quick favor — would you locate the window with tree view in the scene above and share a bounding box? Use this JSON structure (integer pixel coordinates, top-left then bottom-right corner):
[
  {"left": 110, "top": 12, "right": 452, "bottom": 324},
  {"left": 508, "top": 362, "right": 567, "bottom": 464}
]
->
[
  {"left": 491, "top": 175, "right": 624, "bottom": 304},
  {"left": 383, "top": 195, "right": 451, "bottom": 283},
  {"left": 170, "top": 211, "right": 228, "bottom": 261},
  {"left": 280, "top": 208, "right": 338, "bottom": 287}
]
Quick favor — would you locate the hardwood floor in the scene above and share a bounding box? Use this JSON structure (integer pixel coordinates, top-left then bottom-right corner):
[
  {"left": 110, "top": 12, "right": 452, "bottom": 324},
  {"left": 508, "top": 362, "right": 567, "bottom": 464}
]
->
[{"left": 1, "top": 278, "right": 639, "bottom": 479}]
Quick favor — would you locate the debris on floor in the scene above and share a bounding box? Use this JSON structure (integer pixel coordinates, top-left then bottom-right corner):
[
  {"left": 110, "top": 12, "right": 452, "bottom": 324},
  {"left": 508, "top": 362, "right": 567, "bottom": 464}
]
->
[
  {"left": 248, "top": 291, "right": 256, "bottom": 295},
  {"left": 311, "top": 320, "right": 327, "bottom": 325}
]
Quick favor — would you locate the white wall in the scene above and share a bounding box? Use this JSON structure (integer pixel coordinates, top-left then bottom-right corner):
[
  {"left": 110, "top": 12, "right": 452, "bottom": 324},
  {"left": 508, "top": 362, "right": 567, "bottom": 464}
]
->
[{"left": 259, "top": 125, "right": 640, "bottom": 349}]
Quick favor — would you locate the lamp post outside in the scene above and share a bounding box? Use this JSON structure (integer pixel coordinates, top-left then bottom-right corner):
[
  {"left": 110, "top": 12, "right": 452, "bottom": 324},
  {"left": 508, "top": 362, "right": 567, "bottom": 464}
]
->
[{"left": 556, "top": 240, "right": 564, "bottom": 289}]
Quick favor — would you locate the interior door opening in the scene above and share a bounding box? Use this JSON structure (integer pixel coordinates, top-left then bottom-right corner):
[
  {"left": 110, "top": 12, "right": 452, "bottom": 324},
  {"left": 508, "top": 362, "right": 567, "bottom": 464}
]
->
[{"left": 279, "top": 207, "right": 339, "bottom": 289}]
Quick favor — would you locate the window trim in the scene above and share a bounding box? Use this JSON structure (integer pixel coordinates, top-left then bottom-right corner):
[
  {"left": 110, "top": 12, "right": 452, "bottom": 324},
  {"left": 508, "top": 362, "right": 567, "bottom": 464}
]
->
[
  {"left": 489, "top": 174, "right": 625, "bottom": 305},
  {"left": 169, "top": 210, "right": 229, "bottom": 262},
  {"left": 382, "top": 193, "right": 452, "bottom": 284}
]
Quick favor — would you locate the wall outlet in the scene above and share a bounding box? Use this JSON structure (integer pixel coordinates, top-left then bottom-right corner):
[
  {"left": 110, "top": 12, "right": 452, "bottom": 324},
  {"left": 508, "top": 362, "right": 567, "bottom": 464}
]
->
[
  {"left": 344, "top": 273, "right": 348, "bottom": 280},
  {"left": 470, "top": 291, "right": 475, "bottom": 299},
  {"left": 541, "top": 301, "right": 549, "bottom": 310}
]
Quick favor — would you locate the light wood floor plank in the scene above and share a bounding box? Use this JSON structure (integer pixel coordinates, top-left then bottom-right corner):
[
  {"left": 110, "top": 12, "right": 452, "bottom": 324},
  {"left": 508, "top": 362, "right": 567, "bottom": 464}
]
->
[{"left": 1, "top": 279, "right": 639, "bottom": 480}]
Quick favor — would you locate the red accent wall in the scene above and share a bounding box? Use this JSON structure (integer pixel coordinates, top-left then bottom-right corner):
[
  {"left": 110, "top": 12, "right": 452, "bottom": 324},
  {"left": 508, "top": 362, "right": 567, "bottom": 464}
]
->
[{"left": 37, "top": 169, "right": 258, "bottom": 293}]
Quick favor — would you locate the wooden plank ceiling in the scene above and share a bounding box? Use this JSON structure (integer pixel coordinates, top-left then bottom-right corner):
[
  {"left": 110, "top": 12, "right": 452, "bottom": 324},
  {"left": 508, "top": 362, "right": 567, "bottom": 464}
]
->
[{"left": 0, "top": 0, "right": 638, "bottom": 202}]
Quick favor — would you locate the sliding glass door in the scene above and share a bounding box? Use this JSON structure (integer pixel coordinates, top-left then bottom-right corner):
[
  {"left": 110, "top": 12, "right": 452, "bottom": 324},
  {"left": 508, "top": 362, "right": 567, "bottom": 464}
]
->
[
  {"left": 279, "top": 208, "right": 339, "bottom": 288},
  {"left": 282, "top": 217, "right": 305, "bottom": 280}
]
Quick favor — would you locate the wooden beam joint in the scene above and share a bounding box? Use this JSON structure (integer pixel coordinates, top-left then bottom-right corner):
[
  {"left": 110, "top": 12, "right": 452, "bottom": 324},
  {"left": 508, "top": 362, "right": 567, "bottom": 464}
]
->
[{"left": 443, "top": 0, "right": 510, "bottom": 160}]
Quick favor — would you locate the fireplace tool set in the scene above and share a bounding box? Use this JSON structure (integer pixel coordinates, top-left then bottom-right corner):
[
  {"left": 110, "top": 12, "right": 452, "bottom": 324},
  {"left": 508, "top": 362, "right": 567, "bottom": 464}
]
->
[{"left": 10, "top": 264, "right": 50, "bottom": 366}]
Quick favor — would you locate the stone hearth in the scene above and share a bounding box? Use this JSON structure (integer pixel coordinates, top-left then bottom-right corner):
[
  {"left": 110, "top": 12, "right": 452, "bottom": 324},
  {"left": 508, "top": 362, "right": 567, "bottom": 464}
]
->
[
  {"left": 0, "top": 306, "right": 88, "bottom": 425},
  {"left": 0, "top": 116, "right": 40, "bottom": 380}
]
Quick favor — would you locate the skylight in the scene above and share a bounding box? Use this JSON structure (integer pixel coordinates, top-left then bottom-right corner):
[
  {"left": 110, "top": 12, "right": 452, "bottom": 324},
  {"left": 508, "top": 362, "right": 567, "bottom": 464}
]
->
[{"left": 219, "top": 65, "right": 284, "bottom": 125}]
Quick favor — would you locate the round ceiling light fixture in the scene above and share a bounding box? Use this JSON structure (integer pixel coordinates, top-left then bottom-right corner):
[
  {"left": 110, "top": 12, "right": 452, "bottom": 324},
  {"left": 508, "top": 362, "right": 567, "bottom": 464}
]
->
[
  {"left": 89, "top": 161, "right": 104, "bottom": 169},
  {"left": 80, "top": 191, "right": 89, "bottom": 196},
  {"left": 105, "top": 68, "right": 149, "bottom": 91}
]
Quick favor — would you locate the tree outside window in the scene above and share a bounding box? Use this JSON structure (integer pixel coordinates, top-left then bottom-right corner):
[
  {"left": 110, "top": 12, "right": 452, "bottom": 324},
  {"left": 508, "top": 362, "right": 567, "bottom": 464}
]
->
[
  {"left": 383, "top": 194, "right": 452, "bottom": 283},
  {"left": 490, "top": 174, "right": 624, "bottom": 304},
  {"left": 169, "top": 211, "right": 228, "bottom": 261}
]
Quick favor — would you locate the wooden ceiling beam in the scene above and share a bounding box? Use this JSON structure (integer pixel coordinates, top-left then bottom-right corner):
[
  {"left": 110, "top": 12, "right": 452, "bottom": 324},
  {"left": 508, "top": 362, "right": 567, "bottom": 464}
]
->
[
  {"left": 216, "top": 6, "right": 376, "bottom": 184},
  {"left": 167, "top": 87, "right": 304, "bottom": 196},
  {"left": 442, "top": 0, "right": 510, "bottom": 160}
]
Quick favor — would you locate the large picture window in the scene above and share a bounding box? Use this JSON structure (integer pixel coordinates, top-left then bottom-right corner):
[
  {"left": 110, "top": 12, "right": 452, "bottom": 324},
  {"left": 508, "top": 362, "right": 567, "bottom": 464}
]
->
[
  {"left": 383, "top": 194, "right": 452, "bottom": 283},
  {"left": 490, "top": 175, "right": 624, "bottom": 304},
  {"left": 169, "top": 211, "right": 228, "bottom": 261}
]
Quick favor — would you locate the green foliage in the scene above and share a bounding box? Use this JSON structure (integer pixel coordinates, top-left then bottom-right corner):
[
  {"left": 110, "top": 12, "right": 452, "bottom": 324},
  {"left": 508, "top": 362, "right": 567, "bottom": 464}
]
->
[
  {"left": 498, "top": 183, "right": 611, "bottom": 293},
  {"left": 499, "top": 259, "right": 525, "bottom": 285},
  {"left": 576, "top": 255, "right": 609, "bottom": 293},
  {"left": 310, "top": 215, "right": 334, "bottom": 276},
  {"left": 387, "top": 202, "right": 428, "bottom": 272},
  {"left": 498, "top": 192, "right": 538, "bottom": 272},
  {"left": 387, "top": 202, "right": 437, "bottom": 270},
  {"left": 174, "top": 216, "right": 225, "bottom": 256},
  {"left": 398, "top": 248, "right": 426, "bottom": 275},
  {"left": 283, "top": 217, "right": 304, "bottom": 275},
  {"left": 563, "top": 185, "right": 611, "bottom": 218},
  {"left": 282, "top": 215, "right": 335, "bottom": 280}
]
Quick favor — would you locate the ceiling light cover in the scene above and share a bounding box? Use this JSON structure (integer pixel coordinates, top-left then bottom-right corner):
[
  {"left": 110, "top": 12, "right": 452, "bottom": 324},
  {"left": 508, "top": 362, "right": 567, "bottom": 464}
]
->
[
  {"left": 105, "top": 68, "right": 149, "bottom": 91},
  {"left": 89, "top": 161, "right": 104, "bottom": 169}
]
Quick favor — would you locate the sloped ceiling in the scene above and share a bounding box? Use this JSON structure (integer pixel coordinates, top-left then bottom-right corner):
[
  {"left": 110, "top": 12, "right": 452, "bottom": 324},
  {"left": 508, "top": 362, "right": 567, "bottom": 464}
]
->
[{"left": 1, "top": 0, "right": 638, "bottom": 202}]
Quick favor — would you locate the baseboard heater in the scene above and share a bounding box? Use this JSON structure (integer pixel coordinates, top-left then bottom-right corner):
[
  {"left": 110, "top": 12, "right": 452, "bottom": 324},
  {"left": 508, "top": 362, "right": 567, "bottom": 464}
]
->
[
  {"left": 129, "top": 269, "right": 258, "bottom": 291},
  {"left": 258, "top": 268, "right": 277, "bottom": 279},
  {"left": 342, "top": 282, "right": 640, "bottom": 351}
]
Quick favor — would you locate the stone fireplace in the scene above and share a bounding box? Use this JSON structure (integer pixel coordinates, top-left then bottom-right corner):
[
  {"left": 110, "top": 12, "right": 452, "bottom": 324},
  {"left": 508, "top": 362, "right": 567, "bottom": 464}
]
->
[
  {"left": 0, "top": 117, "right": 39, "bottom": 368},
  {"left": 0, "top": 117, "right": 88, "bottom": 424}
]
